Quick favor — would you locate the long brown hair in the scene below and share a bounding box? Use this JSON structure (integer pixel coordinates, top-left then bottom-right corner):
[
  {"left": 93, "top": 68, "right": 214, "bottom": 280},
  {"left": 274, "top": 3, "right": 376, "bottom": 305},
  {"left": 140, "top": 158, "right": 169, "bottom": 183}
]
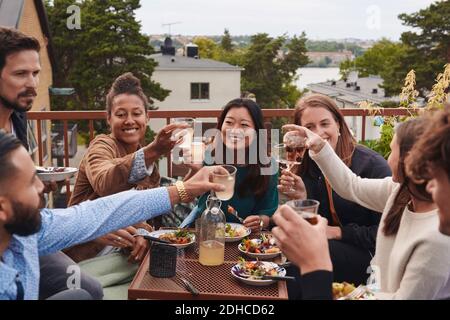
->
[
  {"left": 293, "top": 94, "right": 356, "bottom": 176},
  {"left": 383, "top": 118, "right": 434, "bottom": 236},
  {"left": 214, "top": 98, "right": 271, "bottom": 198}
]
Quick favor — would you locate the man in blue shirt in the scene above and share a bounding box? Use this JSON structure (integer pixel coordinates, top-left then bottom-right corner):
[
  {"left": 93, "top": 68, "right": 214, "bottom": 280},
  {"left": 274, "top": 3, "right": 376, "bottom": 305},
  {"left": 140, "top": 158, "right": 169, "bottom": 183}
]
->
[
  {"left": 0, "top": 26, "right": 104, "bottom": 299},
  {"left": 0, "top": 131, "right": 225, "bottom": 300}
]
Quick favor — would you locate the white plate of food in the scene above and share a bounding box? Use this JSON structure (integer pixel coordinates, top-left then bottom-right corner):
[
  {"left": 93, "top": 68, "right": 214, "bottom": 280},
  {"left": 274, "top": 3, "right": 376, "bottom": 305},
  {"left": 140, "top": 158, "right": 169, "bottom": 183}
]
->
[
  {"left": 36, "top": 166, "right": 78, "bottom": 182},
  {"left": 225, "top": 223, "right": 251, "bottom": 242},
  {"left": 238, "top": 233, "right": 281, "bottom": 259},
  {"left": 231, "top": 259, "right": 286, "bottom": 286},
  {"left": 333, "top": 282, "right": 377, "bottom": 300},
  {"left": 148, "top": 229, "right": 196, "bottom": 248}
]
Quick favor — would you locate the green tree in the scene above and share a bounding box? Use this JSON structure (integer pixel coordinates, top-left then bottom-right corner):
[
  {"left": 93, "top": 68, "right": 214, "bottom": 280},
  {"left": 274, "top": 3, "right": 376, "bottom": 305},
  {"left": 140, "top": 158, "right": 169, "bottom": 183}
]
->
[
  {"left": 241, "top": 33, "right": 309, "bottom": 108},
  {"left": 193, "top": 37, "right": 220, "bottom": 59},
  {"left": 382, "top": 1, "right": 450, "bottom": 96},
  {"left": 221, "top": 29, "right": 233, "bottom": 52},
  {"left": 339, "top": 59, "right": 354, "bottom": 80},
  {"left": 45, "top": 0, "right": 169, "bottom": 112},
  {"left": 354, "top": 39, "right": 406, "bottom": 77}
]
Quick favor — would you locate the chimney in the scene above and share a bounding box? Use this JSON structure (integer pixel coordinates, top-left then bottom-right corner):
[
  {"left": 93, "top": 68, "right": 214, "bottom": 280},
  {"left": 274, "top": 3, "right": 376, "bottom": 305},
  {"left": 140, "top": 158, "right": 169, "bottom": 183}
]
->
[
  {"left": 346, "top": 83, "right": 352, "bottom": 88},
  {"left": 355, "top": 86, "right": 361, "bottom": 91},
  {"left": 331, "top": 80, "right": 336, "bottom": 86},
  {"left": 161, "top": 37, "right": 176, "bottom": 56},
  {"left": 372, "top": 88, "right": 378, "bottom": 94},
  {"left": 186, "top": 43, "right": 199, "bottom": 58}
]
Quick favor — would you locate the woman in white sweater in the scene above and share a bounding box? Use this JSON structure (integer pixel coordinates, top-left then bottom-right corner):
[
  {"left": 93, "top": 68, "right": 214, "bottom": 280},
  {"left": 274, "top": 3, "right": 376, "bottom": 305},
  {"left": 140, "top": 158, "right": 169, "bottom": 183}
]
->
[{"left": 278, "top": 118, "right": 450, "bottom": 299}]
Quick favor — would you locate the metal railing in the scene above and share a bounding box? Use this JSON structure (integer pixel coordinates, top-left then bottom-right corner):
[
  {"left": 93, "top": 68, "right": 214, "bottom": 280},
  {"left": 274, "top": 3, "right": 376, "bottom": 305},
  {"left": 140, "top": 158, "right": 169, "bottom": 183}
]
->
[{"left": 28, "top": 108, "right": 412, "bottom": 201}]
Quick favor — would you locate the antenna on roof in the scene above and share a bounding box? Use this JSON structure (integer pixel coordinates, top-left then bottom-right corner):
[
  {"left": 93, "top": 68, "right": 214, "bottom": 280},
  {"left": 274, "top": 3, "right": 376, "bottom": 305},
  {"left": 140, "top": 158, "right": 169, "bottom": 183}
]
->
[{"left": 161, "top": 21, "right": 182, "bottom": 35}]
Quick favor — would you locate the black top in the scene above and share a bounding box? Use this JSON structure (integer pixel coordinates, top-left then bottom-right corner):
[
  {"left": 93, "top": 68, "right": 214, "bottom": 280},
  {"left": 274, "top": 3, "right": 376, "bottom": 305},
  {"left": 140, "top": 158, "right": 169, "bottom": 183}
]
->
[
  {"left": 302, "top": 270, "right": 333, "bottom": 300},
  {"left": 11, "top": 111, "right": 29, "bottom": 150},
  {"left": 302, "top": 145, "right": 391, "bottom": 253}
]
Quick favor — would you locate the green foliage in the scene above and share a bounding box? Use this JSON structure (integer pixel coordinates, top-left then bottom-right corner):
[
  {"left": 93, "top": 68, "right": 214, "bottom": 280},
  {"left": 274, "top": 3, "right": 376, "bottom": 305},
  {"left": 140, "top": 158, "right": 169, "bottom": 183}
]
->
[
  {"left": 221, "top": 29, "right": 233, "bottom": 52},
  {"left": 306, "top": 40, "right": 364, "bottom": 57},
  {"left": 360, "top": 122, "right": 394, "bottom": 159},
  {"left": 382, "top": 1, "right": 450, "bottom": 96},
  {"left": 194, "top": 32, "right": 309, "bottom": 109},
  {"left": 353, "top": 39, "right": 407, "bottom": 78},
  {"left": 193, "top": 37, "right": 220, "bottom": 59},
  {"left": 144, "top": 126, "right": 156, "bottom": 145},
  {"left": 46, "top": 0, "right": 169, "bottom": 114},
  {"left": 379, "top": 100, "right": 400, "bottom": 108},
  {"left": 339, "top": 59, "right": 354, "bottom": 80},
  {"left": 241, "top": 33, "right": 309, "bottom": 108}
]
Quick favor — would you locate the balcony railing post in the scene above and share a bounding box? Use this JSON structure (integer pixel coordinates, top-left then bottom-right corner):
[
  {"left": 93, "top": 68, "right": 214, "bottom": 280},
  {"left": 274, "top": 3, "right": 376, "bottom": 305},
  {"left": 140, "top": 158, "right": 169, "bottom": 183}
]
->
[
  {"left": 166, "top": 117, "right": 172, "bottom": 178},
  {"left": 63, "top": 120, "right": 71, "bottom": 203},
  {"left": 36, "top": 120, "right": 43, "bottom": 166},
  {"left": 361, "top": 115, "right": 367, "bottom": 143},
  {"left": 89, "top": 120, "right": 95, "bottom": 143}
]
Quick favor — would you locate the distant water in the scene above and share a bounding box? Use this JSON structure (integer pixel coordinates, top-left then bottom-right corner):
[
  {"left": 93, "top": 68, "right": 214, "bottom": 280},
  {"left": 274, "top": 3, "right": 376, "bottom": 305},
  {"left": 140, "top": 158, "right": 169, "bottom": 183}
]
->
[{"left": 296, "top": 67, "right": 341, "bottom": 90}]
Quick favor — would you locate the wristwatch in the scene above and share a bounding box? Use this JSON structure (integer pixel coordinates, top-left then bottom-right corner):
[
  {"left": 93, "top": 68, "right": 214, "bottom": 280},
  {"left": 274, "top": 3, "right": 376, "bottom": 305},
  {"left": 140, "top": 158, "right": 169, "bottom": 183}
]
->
[{"left": 175, "top": 181, "right": 191, "bottom": 203}]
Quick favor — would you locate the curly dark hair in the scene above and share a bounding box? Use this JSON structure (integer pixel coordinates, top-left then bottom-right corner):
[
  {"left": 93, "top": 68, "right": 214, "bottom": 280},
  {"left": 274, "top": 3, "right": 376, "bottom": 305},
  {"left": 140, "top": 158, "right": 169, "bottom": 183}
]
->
[
  {"left": 406, "top": 106, "right": 450, "bottom": 182},
  {"left": 105, "top": 72, "right": 149, "bottom": 115}
]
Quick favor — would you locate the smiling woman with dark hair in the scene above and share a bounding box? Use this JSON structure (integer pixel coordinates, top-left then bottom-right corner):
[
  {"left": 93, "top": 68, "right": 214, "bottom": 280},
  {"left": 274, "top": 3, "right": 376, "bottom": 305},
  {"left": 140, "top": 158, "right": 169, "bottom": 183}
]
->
[
  {"left": 65, "top": 72, "right": 186, "bottom": 263},
  {"left": 180, "top": 98, "right": 278, "bottom": 232}
]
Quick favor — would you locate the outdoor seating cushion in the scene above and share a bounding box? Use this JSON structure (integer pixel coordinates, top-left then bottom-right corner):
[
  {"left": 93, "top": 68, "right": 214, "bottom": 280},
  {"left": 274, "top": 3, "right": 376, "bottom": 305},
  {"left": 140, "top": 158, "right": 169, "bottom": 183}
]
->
[{"left": 78, "top": 252, "right": 138, "bottom": 300}]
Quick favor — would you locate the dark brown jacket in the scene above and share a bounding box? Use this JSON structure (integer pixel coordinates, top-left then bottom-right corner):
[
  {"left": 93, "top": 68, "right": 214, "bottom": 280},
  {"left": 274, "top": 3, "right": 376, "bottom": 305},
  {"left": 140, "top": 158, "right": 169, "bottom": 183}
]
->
[{"left": 65, "top": 134, "right": 160, "bottom": 262}]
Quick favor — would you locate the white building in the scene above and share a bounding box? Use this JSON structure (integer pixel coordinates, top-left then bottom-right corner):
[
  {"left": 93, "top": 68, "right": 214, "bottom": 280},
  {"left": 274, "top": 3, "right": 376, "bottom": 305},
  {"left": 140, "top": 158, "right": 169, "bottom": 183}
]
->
[{"left": 149, "top": 39, "right": 243, "bottom": 176}]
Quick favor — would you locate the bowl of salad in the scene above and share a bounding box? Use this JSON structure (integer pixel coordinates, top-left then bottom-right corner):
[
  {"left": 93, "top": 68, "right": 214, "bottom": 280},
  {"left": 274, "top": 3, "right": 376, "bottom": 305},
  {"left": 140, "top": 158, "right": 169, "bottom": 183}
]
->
[
  {"left": 149, "top": 229, "right": 196, "bottom": 248},
  {"left": 231, "top": 258, "right": 286, "bottom": 286},
  {"left": 225, "top": 223, "right": 251, "bottom": 242},
  {"left": 238, "top": 233, "right": 281, "bottom": 259}
]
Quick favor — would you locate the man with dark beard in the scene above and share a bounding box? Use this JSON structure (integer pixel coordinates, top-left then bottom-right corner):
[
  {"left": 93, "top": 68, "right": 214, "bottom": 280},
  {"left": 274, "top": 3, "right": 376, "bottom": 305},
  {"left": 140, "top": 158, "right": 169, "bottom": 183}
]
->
[
  {"left": 0, "top": 131, "right": 226, "bottom": 299},
  {"left": 0, "top": 27, "right": 38, "bottom": 149},
  {"left": 0, "top": 27, "right": 105, "bottom": 299}
]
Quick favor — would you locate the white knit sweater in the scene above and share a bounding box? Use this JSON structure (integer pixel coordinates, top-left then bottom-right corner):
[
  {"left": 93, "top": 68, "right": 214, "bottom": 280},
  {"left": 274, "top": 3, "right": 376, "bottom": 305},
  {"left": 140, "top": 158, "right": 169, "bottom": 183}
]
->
[{"left": 310, "top": 143, "right": 450, "bottom": 300}]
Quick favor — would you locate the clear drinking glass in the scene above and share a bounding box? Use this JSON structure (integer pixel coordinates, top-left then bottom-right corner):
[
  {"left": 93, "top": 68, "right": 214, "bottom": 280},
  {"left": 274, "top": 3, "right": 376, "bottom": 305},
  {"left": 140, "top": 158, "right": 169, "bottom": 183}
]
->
[
  {"left": 283, "top": 131, "right": 307, "bottom": 164},
  {"left": 211, "top": 165, "right": 237, "bottom": 201},
  {"left": 189, "top": 140, "right": 205, "bottom": 164},
  {"left": 273, "top": 143, "right": 301, "bottom": 194},
  {"left": 286, "top": 199, "right": 320, "bottom": 225},
  {"left": 171, "top": 118, "right": 195, "bottom": 149}
]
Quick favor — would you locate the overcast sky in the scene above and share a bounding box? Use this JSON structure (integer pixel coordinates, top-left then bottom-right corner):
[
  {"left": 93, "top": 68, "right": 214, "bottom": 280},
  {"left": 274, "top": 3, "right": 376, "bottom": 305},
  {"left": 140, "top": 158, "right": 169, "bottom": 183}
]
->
[{"left": 136, "top": 0, "right": 438, "bottom": 40}]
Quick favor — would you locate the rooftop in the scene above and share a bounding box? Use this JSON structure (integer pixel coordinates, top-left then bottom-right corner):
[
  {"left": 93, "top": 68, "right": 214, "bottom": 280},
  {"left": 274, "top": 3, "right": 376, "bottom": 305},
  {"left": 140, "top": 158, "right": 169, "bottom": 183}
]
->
[
  {"left": 307, "top": 75, "right": 399, "bottom": 105},
  {"left": 150, "top": 54, "right": 243, "bottom": 72}
]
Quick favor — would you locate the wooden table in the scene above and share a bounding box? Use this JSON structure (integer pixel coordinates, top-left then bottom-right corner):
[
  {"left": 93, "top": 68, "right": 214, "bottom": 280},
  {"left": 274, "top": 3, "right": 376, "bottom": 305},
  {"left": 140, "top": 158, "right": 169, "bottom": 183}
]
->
[{"left": 128, "top": 238, "right": 288, "bottom": 300}]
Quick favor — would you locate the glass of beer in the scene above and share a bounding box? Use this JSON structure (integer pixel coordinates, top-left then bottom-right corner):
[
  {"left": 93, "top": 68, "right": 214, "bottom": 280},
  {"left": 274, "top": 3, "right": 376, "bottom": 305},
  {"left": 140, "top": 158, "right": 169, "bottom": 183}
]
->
[
  {"left": 211, "top": 165, "right": 237, "bottom": 201},
  {"left": 286, "top": 199, "right": 320, "bottom": 225}
]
